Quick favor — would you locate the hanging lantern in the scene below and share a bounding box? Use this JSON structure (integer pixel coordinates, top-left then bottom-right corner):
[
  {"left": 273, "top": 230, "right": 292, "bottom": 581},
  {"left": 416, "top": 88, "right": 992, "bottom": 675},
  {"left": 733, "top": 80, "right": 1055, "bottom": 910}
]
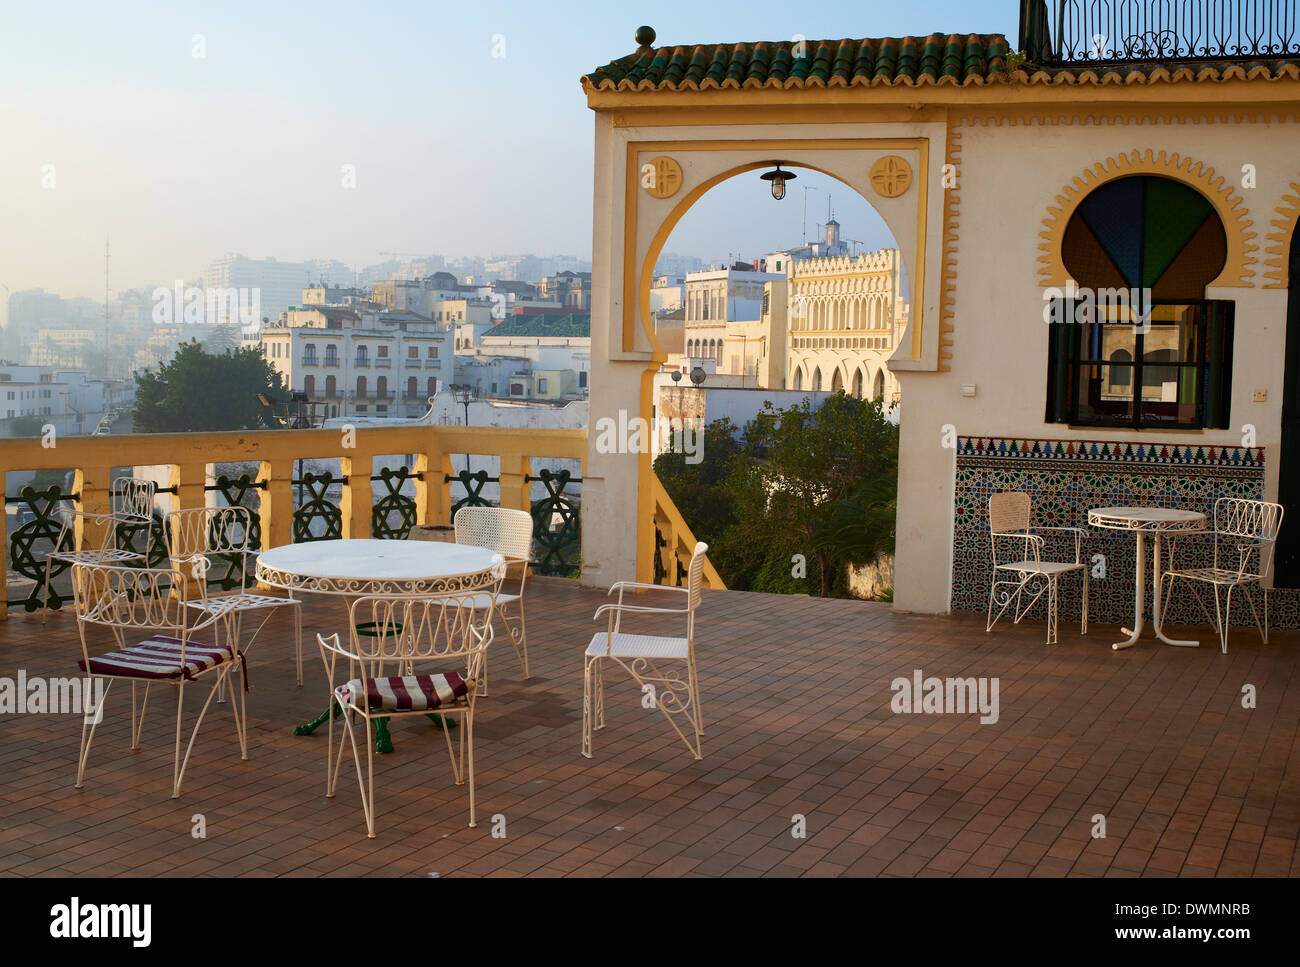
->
[{"left": 760, "top": 163, "right": 796, "bottom": 200}]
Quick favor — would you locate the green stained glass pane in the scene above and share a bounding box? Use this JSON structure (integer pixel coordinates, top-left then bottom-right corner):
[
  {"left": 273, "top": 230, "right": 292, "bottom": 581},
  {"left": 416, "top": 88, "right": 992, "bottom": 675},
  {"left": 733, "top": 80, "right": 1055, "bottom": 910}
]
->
[{"left": 1142, "top": 178, "right": 1213, "bottom": 288}]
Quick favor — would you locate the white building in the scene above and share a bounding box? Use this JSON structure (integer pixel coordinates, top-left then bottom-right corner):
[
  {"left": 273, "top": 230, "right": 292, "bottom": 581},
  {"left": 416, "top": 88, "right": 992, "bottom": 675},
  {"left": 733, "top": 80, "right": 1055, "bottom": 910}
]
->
[
  {"left": 0, "top": 366, "right": 122, "bottom": 437},
  {"left": 785, "top": 248, "right": 909, "bottom": 401},
  {"left": 204, "top": 254, "right": 318, "bottom": 327},
  {"left": 456, "top": 314, "right": 591, "bottom": 401},
  {"left": 262, "top": 301, "right": 453, "bottom": 421},
  {"left": 681, "top": 265, "right": 785, "bottom": 364}
]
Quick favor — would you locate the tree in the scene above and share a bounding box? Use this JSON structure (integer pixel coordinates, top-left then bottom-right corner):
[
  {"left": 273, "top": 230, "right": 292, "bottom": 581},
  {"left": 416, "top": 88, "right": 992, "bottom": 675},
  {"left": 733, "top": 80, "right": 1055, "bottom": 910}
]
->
[
  {"left": 133, "top": 340, "right": 287, "bottom": 433},
  {"left": 655, "top": 392, "right": 899, "bottom": 598},
  {"left": 7, "top": 415, "right": 46, "bottom": 438}
]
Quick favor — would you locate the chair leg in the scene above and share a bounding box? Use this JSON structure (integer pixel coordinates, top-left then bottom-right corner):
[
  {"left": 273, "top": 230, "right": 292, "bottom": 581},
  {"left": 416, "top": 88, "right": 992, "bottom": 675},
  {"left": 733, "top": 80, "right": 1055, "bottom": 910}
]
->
[
  {"left": 41, "top": 555, "right": 53, "bottom": 625},
  {"left": 619, "top": 657, "right": 702, "bottom": 760},
  {"left": 1220, "top": 585, "right": 1234, "bottom": 654},
  {"left": 688, "top": 655, "right": 703, "bottom": 741},
  {"left": 1208, "top": 584, "right": 1227, "bottom": 654},
  {"left": 477, "top": 615, "right": 491, "bottom": 698},
  {"left": 295, "top": 604, "right": 303, "bottom": 687},
  {"left": 340, "top": 710, "right": 377, "bottom": 837},
  {"left": 174, "top": 672, "right": 229, "bottom": 798},
  {"left": 506, "top": 600, "right": 529, "bottom": 680},
  {"left": 1264, "top": 587, "right": 1270, "bottom": 644},
  {"left": 172, "top": 681, "right": 186, "bottom": 798},
  {"left": 440, "top": 708, "right": 462, "bottom": 784},
  {"left": 1045, "top": 576, "right": 1059, "bottom": 646},
  {"left": 75, "top": 679, "right": 111, "bottom": 789},
  {"left": 582, "top": 655, "right": 594, "bottom": 759},
  {"left": 326, "top": 694, "right": 338, "bottom": 798},
  {"left": 466, "top": 706, "right": 477, "bottom": 829},
  {"left": 231, "top": 662, "right": 248, "bottom": 761},
  {"left": 129, "top": 681, "right": 151, "bottom": 750},
  {"left": 1159, "top": 571, "right": 1175, "bottom": 626},
  {"left": 1080, "top": 569, "right": 1089, "bottom": 635},
  {"left": 689, "top": 651, "right": 703, "bottom": 734}
]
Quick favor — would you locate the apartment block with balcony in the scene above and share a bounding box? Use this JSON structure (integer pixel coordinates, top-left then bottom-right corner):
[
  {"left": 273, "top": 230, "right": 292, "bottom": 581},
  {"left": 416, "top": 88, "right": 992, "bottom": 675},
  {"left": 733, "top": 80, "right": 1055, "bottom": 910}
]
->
[{"left": 263, "top": 298, "right": 451, "bottom": 420}]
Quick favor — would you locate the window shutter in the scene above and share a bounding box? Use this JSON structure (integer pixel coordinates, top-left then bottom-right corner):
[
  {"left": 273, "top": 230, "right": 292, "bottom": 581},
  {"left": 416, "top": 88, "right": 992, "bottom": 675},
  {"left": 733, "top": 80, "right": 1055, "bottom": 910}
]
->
[
  {"left": 1205, "top": 301, "right": 1234, "bottom": 430},
  {"left": 1044, "top": 298, "right": 1075, "bottom": 423}
]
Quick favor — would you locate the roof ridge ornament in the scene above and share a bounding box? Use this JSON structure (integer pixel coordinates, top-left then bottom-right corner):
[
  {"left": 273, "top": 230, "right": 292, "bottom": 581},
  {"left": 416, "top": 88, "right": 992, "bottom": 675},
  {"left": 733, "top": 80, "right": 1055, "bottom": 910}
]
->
[{"left": 635, "top": 26, "right": 656, "bottom": 52}]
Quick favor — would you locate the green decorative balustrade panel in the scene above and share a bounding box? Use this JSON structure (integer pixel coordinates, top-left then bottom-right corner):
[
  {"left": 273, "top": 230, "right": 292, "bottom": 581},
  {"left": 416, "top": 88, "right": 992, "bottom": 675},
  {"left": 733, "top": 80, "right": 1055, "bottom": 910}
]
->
[
  {"left": 447, "top": 470, "right": 496, "bottom": 517},
  {"left": 5, "top": 485, "right": 75, "bottom": 612},
  {"left": 371, "top": 466, "right": 420, "bottom": 540},
  {"left": 529, "top": 468, "right": 581, "bottom": 577},
  {"left": 7, "top": 460, "right": 583, "bottom": 613},
  {"left": 291, "top": 471, "right": 344, "bottom": 543}
]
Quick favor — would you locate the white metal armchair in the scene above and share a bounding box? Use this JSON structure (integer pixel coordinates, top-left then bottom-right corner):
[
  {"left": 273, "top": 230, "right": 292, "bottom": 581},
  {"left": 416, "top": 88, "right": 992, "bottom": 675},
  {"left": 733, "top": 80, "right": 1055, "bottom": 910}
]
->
[
  {"left": 165, "top": 506, "right": 304, "bottom": 686},
  {"left": 1160, "top": 497, "right": 1283, "bottom": 653},
  {"left": 582, "top": 541, "right": 708, "bottom": 761},
  {"left": 316, "top": 559, "right": 504, "bottom": 837},
  {"left": 71, "top": 561, "right": 248, "bottom": 798},
  {"left": 986, "top": 491, "right": 1088, "bottom": 646},
  {"left": 454, "top": 505, "right": 533, "bottom": 694},
  {"left": 42, "top": 476, "right": 157, "bottom": 616}
]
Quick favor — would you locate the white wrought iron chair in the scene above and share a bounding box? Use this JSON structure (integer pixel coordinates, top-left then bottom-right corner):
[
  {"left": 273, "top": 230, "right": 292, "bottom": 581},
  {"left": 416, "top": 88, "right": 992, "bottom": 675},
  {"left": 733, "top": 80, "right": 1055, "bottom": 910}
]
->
[
  {"left": 1160, "top": 497, "right": 1283, "bottom": 653},
  {"left": 165, "top": 506, "right": 304, "bottom": 686},
  {"left": 71, "top": 560, "right": 248, "bottom": 798},
  {"left": 316, "top": 559, "right": 504, "bottom": 837},
  {"left": 986, "top": 491, "right": 1088, "bottom": 646},
  {"left": 582, "top": 541, "right": 708, "bottom": 761},
  {"left": 453, "top": 505, "right": 534, "bottom": 694},
  {"left": 42, "top": 476, "right": 157, "bottom": 618}
]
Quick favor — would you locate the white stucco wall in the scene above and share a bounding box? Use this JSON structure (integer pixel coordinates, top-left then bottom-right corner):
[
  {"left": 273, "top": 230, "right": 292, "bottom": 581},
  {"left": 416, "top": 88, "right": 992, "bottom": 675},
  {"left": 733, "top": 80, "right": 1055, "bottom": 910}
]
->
[
  {"left": 893, "top": 114, "right": 1297, "bottom": 614},
  {"left": 583, "top": 114, "right": 950, "bottom": 589}
]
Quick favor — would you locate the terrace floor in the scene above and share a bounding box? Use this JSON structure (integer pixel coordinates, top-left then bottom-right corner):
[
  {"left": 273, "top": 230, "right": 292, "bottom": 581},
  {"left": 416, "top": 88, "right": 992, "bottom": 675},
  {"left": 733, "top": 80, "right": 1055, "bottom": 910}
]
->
[{"left": 1, "top": 578, "right": 1298, "bottom": 877}]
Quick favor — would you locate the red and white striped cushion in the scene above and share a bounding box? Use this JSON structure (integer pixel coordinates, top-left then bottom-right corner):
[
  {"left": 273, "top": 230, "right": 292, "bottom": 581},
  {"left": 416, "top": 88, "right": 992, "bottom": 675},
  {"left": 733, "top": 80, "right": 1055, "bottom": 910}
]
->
[
  {"left": 336, "top": 673, "right": 469, "bottom": 712},
  {"left": 79, "top": 635, "right": 234, "bottom": 681}
]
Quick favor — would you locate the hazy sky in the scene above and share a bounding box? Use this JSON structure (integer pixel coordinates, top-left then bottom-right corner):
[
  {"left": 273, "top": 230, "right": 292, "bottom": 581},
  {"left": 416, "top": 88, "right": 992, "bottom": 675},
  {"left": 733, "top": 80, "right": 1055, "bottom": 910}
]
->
[{"left": 1, "top": 0, "right": 1016, "bottom": 300}]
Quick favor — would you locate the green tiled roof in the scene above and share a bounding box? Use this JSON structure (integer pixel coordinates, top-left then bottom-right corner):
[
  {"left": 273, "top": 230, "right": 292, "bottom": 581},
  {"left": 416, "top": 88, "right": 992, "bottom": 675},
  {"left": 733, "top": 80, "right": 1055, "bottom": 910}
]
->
[
  {"left": 489, "top": 313, "right": 590, "bottom": 338},
  {"left": 582, "top": 34, "right": 1012, "bottom": 92}
]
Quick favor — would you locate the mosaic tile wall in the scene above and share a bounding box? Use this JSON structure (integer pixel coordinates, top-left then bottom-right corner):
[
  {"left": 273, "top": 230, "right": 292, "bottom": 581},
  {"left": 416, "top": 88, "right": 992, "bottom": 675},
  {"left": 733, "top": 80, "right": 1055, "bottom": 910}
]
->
[{"left": 950, "top": 437, "right": 1300, "bottom": 631}]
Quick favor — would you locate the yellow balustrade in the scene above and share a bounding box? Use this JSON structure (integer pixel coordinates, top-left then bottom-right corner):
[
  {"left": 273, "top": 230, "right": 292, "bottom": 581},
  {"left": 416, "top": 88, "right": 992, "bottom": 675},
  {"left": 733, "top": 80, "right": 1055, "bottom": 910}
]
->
[
  {"left": 0, "top": 425, "right": 586, "bottom": 620},
  {"left": 650, "top": 473, "right": 726, "bottom": 590}
]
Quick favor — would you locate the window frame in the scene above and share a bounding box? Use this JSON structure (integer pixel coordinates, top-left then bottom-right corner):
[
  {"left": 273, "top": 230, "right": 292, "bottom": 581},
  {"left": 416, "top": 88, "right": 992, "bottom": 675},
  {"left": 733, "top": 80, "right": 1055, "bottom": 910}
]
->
[{"left": 1045, "top": 298, "right": 1233, "bottom": 431}]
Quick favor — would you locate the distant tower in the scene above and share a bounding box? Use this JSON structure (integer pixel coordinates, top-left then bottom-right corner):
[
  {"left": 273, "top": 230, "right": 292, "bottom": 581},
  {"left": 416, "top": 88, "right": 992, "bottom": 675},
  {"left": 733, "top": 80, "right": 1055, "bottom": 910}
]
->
[{"left": 824, "top": 217, "right": 840, "bottom": 252}]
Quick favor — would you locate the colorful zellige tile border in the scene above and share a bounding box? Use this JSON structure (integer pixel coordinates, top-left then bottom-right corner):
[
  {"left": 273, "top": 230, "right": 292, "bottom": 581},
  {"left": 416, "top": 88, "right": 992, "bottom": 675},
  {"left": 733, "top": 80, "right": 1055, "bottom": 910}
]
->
[{"left": 949, "top": 436, "right": 1300, "bottom": 630}]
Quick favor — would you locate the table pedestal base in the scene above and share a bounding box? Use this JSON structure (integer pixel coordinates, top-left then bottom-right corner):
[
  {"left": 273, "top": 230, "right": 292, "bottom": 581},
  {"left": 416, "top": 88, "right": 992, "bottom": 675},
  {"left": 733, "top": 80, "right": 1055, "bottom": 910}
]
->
[
  {"left": 1111, "top": 531, "right": 1200, "bottom": 651},
  {"left": 293, "top": 703, "right": 455, "bottom": 753}
]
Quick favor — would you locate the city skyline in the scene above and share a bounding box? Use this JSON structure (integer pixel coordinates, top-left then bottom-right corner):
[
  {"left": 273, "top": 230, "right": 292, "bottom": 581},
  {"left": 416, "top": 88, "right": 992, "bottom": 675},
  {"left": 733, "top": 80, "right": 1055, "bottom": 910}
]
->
[{"left": 1, "top": 0, "right": 1014, "bottom": 301}]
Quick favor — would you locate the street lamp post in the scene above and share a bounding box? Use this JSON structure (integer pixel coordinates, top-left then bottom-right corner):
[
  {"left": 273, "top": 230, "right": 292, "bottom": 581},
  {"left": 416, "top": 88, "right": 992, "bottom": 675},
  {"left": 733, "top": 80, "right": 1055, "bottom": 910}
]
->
[{"left": 450, "top": 383, "right": 476, "bottom": 472}]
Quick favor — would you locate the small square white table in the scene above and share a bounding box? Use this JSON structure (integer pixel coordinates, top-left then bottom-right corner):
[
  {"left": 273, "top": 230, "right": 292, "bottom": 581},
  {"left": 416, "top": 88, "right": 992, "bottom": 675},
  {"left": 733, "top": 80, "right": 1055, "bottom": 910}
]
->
[{"left": 1087, "top": 507, "right": 1207, "bottom": 651}]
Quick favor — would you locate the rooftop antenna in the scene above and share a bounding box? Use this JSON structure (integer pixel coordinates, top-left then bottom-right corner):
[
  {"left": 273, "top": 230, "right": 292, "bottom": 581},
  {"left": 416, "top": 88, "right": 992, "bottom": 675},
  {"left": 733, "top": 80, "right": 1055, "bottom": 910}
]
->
[
  {"left": 801, "top": 185, "right": 816, "bottom": 244},
  {"left": 104, "top": 237, "right": 111, "bottom": 378}
]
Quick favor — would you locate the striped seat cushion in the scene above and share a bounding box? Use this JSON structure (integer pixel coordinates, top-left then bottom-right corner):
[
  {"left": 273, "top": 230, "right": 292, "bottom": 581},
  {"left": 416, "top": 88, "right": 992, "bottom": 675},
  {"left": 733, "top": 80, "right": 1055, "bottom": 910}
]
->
[
  {"left": 78, "top": 635, "right": 234, "bottom": 681},
  {"left": 337, "top": 673, "right": 469, "bottom": 712}
]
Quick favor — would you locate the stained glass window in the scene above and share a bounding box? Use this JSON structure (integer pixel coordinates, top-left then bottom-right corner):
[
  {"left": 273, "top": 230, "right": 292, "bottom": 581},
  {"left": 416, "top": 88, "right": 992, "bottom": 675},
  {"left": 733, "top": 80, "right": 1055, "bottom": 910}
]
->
[{"left": 1047, "top": 176, "right": 1233, "bottom": 429}]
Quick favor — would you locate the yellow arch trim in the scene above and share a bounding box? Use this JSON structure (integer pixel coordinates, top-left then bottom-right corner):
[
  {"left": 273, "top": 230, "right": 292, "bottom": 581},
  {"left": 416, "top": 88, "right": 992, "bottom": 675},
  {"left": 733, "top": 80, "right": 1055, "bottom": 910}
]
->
[
  {"left": 636, "top": 159, "right": 902, "bottom": 354},
  {"left": 1263, "top": 180, "right": 1300, "bottom": 288},
  {"left": 1036, "top": 149, "right": 1257, "bottom": 288}
]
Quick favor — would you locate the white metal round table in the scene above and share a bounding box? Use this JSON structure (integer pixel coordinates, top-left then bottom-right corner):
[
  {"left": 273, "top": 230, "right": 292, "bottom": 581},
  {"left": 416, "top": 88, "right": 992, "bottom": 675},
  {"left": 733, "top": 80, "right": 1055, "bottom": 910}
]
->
[
  {"left": 256, "top": 538, "right": 501, "bottom": 597},
  {"left": 1087, "top": 507, "right": 1207, "bottom": 651},
  {"left": 256, "top": 539, "right": 502, "bottom": 749}
]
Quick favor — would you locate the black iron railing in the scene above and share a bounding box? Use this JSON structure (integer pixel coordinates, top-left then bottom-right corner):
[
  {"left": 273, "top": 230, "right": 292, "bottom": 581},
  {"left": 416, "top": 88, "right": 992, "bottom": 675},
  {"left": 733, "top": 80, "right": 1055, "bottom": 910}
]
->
[{"left": 1021, "top": 0, "right": 1300, "bottom": 64}]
